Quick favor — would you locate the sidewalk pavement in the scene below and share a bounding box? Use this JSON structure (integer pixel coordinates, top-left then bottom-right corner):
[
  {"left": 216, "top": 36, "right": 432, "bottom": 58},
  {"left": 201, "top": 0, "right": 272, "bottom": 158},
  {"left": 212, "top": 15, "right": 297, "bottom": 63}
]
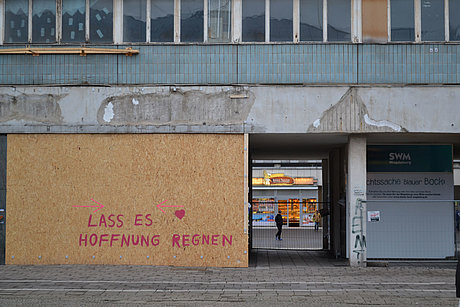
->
[{"left": 0, "top": 249, "right": 457, "bottom": 306}]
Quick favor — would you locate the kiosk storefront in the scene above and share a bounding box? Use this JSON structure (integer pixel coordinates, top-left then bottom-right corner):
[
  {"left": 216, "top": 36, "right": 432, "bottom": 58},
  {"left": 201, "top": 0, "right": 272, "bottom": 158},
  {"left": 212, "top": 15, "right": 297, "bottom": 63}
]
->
[{"left": 252, "top": 172, "right": 319, "bottom": 227}]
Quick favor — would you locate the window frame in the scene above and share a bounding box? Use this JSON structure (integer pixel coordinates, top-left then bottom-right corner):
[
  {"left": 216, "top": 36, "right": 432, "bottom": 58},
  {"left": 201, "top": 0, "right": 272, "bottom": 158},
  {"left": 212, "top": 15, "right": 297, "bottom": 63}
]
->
[
  {"left": 0, "top": 0, "right": 387, "bottom": 44},
  {"left": 120, "top": 0, "right": 233, "bottom": 43},
  {"left": 2, "top": 0, "right": 60, "bottom": 44},
  {"left": 388, "top": 0, "right": 450, "bottom": 42}
]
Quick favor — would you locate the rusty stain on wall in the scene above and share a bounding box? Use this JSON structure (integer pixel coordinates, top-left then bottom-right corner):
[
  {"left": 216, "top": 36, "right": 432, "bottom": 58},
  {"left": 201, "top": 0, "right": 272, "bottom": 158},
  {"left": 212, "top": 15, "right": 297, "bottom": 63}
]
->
[
  {"left": 0, "top": 94, "right": 65, "bottom": 124},
  {"left": 362, "top": 0, "right": 388, "bottom": 42},
  {"left": 308, "top": 88, "right": 406, "bottom": 132},
  {"left": 97, "top": 89, "right": 255, "bottom": 126}
]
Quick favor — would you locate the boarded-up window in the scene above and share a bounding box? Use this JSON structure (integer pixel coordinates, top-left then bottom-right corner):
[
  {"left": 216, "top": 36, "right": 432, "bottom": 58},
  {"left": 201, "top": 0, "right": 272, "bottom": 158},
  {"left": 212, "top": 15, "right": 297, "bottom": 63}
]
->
[
  {"left": 362, "top": 0, "right": 388, "bottom": 42},
  {"left": 4, "top": 0, "right": 29, "bottom": 43},
  {"left": 181, "top": 0, "right": 204, "bottom": 42},
  {"left": 270, "top": 0, "right": 293, "bottom": 41},
  {"left": 124, "top": 0, "right": 147, "bottom": 42},
  {"left": 32, "top": 0, "right": 56, "bottom": 43},
  {"left": 391, "top": 0, "right": 414, "bottom": 41},
  {"left": 62, "top": 0, "right": 86, "bottom": 42},
  {"left": 327, "top": 0, "right": 350, "bottom": 41},
  {"left": 300, "top": 0, "right": 323, "bottom": 41},
  {"left": 90, "top": 0, "right": 113, "bottom": 42},
  {"left": 242, "top": 0, "right": 265, "bottom": 42},
  {"left": 151, "top": 0, "right": 174, "bottom": 42}
]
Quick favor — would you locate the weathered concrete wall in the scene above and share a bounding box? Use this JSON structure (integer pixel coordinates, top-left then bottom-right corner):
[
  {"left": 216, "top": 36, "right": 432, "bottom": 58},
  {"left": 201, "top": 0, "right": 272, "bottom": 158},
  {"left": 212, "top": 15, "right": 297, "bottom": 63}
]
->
[{"left": 0, "top": 85, "right": 459, "bottom": 134}]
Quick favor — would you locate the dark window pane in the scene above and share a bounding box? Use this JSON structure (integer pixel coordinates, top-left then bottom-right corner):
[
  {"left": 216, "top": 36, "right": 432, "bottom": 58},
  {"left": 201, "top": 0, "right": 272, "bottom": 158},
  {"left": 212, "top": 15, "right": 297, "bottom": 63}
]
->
[
  {"left": 450, "top": 0, "right": 460, "bottom": 40},
  {"left": 421, "top": 0, "right": 444, "bottom": 41},
  {"left": 62, "top": 0, "right": 86, "bottom": 42},
  {"left": 242, "top": 0, "right": 265, "bottom": 42},
  {"left": 300, "top": 0, "right": 323, "bottom": 41},
  {"left": 181, "top": 0, "right": 203, "bottom": 42},
  {"left": 32, "top": 0, "right": 56, "bottom": 43},
  {"left": 270, "top": 0, "right": 292, "bottom": 41},
  {"left": 327, "top": 0, "right": 350, "bottom": 41},
  {"left": 208, "top": 0, "right": 232, "bottom": 42},
  {"left": 124, "top": 0, "right": 147, "bottom": 42},
  {"left": 151, "top": 0, "right": 174, "bottom": 42},
  {"left": 391, "top": 0, "right": 414, "bottom": 41},
  {"left": 5, "top": 0, "right": 28, "bottom": 43},
  {"left": 90, "top": 0, "right": 113, "bottom": 42}
]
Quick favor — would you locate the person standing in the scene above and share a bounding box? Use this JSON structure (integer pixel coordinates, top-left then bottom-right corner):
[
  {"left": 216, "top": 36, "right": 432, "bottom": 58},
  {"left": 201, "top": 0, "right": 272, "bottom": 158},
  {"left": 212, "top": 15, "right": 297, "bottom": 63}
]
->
[
  {"left": 313, "top": 210, "right": 321, "bottom": 231},
  {"left": 275, "top": 210, "right": 283, "bottom": 240}
]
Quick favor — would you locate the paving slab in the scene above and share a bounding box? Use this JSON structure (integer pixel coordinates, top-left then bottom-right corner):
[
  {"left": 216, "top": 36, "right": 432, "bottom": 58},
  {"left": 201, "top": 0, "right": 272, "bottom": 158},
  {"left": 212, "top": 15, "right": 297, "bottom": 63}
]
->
[{"left": 0, "top": 249, "right": 458, "bottom": 306}]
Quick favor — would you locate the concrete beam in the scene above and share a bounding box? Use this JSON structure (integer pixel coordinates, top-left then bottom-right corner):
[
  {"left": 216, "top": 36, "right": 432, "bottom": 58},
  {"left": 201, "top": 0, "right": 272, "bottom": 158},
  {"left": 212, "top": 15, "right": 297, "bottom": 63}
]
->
[{"left": 0, "top": 85, "right": 459, "bottom": 134}]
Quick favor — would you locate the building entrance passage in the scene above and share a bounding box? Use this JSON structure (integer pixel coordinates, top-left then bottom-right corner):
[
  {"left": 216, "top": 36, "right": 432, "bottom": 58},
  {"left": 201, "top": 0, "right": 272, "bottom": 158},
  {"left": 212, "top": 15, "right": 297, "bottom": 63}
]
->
[{"left": 251, "top": 200, "right": 326, "bottom": 250}]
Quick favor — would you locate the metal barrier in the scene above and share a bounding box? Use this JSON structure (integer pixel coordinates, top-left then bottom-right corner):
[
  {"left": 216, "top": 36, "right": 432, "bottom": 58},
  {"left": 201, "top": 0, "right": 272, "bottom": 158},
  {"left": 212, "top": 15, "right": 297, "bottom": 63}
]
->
[
  {"left": 251, "top": 201, "right": 329, "bottom": 250},
  {"left": 361, "top": 199, "right": 458, "bottom": 260}
]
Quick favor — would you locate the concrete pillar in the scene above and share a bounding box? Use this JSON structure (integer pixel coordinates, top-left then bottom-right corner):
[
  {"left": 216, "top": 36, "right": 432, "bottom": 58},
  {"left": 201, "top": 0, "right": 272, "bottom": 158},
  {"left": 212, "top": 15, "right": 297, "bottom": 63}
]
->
[{"left": 347, "top": 135, "right": 367, "bottom": 267}]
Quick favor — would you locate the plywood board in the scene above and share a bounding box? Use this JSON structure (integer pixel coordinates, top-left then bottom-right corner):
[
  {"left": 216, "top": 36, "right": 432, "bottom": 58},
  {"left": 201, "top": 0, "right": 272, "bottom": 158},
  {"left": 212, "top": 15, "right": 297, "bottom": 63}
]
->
[
  {"left": 362, "top": 0, "right": 388, "bottom": 42},
  {"left": 6, "top": 134, "right": 248, "bottom": 267}
]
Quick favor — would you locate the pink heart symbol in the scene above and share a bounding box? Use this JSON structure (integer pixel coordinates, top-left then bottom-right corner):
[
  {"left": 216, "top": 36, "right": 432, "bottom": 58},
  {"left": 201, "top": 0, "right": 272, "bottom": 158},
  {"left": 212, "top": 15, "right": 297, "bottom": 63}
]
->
[{"left": 175, "top": 210, "right": 185, "bottom": 220}]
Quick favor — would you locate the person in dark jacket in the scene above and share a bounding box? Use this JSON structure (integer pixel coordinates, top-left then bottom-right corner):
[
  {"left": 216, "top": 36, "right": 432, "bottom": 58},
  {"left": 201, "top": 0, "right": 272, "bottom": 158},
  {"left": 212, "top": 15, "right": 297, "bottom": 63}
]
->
[{"left": 275, "top": 210, "right": 283, "bottom": 240}]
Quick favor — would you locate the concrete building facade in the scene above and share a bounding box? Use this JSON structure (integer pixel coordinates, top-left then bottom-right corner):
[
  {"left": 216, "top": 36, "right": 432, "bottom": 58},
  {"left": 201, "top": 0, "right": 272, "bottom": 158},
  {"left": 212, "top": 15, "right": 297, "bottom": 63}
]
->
[{"left": 0, "top": 0, "right": 459, "bottom": 267}]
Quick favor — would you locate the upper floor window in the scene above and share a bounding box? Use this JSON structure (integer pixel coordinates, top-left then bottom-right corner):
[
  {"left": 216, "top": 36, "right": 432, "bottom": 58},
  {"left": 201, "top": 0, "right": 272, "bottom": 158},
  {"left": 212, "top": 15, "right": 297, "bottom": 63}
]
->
[
  {"left": 90, "top": 0, "right": 113, "bottom": 42},
  {"left": 421, "top": 0, "right": 444, "bottom": 41},
  {"left": 151, "top": 0, "right": 174, "bottom": 42},
  {"left": 123, "top": 0, "right": 146, "bottom": 42},
  {"left": 242, "top": 0, "right": 265, "bottom": 42},
  {"left": 449, "top": 0, "right": 460, "bottom": 40},
  {"left": 327, "top": 0, "right": 350, "bottom": 41},
  {"left": 243, "top": 0, "right": 350, "bottom": 43},
  {"left": 5, "top": 0, "right": 460, "bottom": 44},
  {"left": 62, "top": 0, "right": 86, "bottom": 42},
  {"left": 4, "top": 0, "right": 29, "bottom": 43},
  {"left": 120, "top": 0, "right": 231, "bottom": 43},
  {"left": 300, "top": 0, "right": 323, "bottom": 41},
  {"left": 391, "top": 0, "right": 415, "bottom": 41},
  {"left": 208, "top": 0, "right": 232, "bottom": 42},
  {"left": 181, "top": 0, "right": 204, "bottom": 42},
  {"left": 32, "top": 0, "right": 56, "bottom": 43},
  {"left": 270, "top": 0, "right": 293, "bottom": 41}
]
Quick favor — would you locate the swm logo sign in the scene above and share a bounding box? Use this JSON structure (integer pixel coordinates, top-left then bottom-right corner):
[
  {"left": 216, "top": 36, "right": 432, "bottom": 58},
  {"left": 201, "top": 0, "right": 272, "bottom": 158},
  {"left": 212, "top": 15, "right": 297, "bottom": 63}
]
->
[{"left": 389, "top": 152, "right": 411, "bottom": 165}]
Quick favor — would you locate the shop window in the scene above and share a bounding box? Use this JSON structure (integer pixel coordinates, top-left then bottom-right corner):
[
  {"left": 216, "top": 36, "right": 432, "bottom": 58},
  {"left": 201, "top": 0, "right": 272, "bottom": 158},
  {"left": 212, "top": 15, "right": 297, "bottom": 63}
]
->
[
  {"left": 151, "top": 0, "right": 174, "bottom": 42},
  {"left": 181, "top": 0, "right": 204, "bottom": 42},
  {"left": 327, "top": 0, "right": 350, "bottom": 41},
  {"left": 90, "top": 0, "right": 113, "bottom": 42},
  {"left": 270, "top": 0, "right": 292, "bottom": 41},
  {"left": 4, "top": 0, "right": 29, "bottom": 43},
  {"left": 124, "top": 0, "right": 147, "bottom": 42},
  {"left": 391, "top": 0, "right": 414, "bottom": 41},
  {"left": 421, "top": 0, "right": 444, "bottom": 41},
  {"left": 449, "top": 0, "right": 460, "bottom": 40},
  {"left": 62, "top": 0, "right": 86, "bottom": 42},
  {"left": 242, "top": 0, "right": 265, "bottom": 42},
  {"left": 32, "top": 0, "right": 56, "bottom": 43},
  {"left": 300, "top": 0, "right": 323, "bottom": 41},
  {"left": 208, "top": 0, "right": 232, "bottom": 42}
]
